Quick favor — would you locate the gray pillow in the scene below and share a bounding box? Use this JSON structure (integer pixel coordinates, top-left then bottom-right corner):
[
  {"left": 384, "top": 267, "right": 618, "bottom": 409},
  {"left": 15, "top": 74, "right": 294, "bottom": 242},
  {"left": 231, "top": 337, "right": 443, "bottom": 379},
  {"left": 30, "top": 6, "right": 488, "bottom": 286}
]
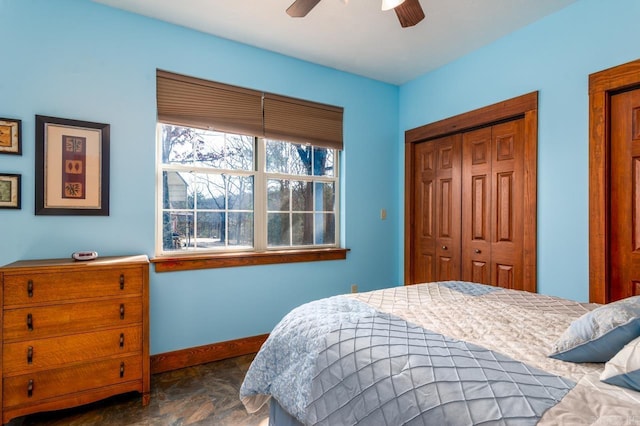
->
[
  {"left": 601, "top": 336, "right": 640, "bottom": 391},
  {"left": 549, "top": 296, "right": 640, "bottom": 363}
]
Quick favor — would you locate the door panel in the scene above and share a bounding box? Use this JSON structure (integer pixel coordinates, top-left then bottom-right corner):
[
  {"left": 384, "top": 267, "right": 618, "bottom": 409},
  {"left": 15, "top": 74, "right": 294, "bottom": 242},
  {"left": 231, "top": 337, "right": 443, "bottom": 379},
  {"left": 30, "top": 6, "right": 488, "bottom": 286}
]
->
[
  {"left": 435, "top": 177, "right": 455, "bottom": 280},
  {"left": 435, "top": 136, "right": 462, "bottom": 281},
  {"left": 438, "top": 178, "right": 453, "bottom": 238},
  {"left": 496, "top": 171, "right": 514, "bottom": 242},
  {"left": 610, "top": 88, "right": 640, "bottom": 301},
  {"left": 495, "top": 264, "right": 514, "bottom": 289},
  {"left": 415, "top": 253, "right": 433, "bottom": 284},
  {"left": 471, "top": 176, "right": 488, "bottom": 240},
  {"left": 412, "top": 135, "right": 461, "bottom": 283},
  {"left": 420, "top": 178, "right": 434, "bottom": 240},
  {"left": 490, "top": 120, "right": 524, "bottom": 289},
  {"left": 413, "top": 142, "right": 436, "bottom": 283},
  {"left": 462, "top": 127, "right": 492, "bottom": 284},
  {"left": 471, "top": 261, "right": 489, "bottom": 284},
  {"left": 437, "top": 257, "right": 455, "bottom": 280}
]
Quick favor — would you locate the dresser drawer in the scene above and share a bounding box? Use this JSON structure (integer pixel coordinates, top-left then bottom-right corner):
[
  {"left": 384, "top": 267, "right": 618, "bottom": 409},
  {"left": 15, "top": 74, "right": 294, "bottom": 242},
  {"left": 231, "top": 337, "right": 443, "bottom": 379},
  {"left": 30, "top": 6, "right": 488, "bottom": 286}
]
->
[
  {"left": 3, "top": 355, "right": 142, "bottom": 408},
  {"left": 3, "top": 298, "right": 143, "bottom": 341},
  {"left": 3, "top": 326, "right": 142, "bottom": 374},
  {"left": 3, "top": 267, "right": 143, "bottom": 306}
]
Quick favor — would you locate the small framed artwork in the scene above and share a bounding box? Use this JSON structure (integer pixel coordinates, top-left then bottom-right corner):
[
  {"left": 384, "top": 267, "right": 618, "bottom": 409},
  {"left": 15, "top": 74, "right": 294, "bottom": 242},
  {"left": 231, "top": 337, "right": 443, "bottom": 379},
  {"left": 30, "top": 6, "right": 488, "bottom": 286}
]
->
[
  {"left": 0, "top": 173, "right": 21, "bottom": 209},
  {"left": 35, "top": 115, "right": 110, "bottom": 216},
  {"left": 0, "top": 118, "right": 22, "bottom": 155}
]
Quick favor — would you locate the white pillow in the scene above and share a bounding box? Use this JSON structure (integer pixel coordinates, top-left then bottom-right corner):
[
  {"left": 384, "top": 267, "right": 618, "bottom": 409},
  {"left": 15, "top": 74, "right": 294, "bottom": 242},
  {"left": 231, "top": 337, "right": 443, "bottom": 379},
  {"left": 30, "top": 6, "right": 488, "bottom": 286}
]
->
[{"left": 600, "top": 335, "right": 640, "bottom": 391}]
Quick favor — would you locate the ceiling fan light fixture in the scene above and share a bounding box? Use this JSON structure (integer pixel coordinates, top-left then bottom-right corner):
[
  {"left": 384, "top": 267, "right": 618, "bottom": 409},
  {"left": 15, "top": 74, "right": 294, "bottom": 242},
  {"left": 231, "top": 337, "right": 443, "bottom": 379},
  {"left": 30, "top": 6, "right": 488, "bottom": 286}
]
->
[{"left": 381, "top": 0, "right": 405, "bottom": 11}]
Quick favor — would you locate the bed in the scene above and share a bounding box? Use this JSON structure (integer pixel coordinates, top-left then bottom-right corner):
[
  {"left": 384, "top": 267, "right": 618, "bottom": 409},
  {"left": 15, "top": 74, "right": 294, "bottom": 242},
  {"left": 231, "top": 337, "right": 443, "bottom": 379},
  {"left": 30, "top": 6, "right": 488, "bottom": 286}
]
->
[{"left": 240, "top": 281, "right": 640, "bottom": 425}]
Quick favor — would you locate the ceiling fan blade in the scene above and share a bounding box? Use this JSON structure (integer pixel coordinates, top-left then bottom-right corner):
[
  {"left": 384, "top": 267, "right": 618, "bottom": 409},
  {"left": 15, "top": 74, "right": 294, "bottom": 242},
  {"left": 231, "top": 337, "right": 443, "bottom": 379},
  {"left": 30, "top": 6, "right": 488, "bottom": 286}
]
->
[
  {"left": 394, "top": 0, "right": 425, "bottom": 28},
  {"left": 287, "top": 0, "right": 322, "bottom": 17}
]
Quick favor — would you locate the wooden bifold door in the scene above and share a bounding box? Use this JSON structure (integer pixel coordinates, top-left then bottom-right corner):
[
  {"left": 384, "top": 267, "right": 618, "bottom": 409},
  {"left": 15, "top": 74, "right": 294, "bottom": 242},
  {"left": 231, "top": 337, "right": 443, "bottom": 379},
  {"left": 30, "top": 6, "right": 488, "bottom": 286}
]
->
[{"left": 405, "top": 93, "right": 537, "bottom": 293}]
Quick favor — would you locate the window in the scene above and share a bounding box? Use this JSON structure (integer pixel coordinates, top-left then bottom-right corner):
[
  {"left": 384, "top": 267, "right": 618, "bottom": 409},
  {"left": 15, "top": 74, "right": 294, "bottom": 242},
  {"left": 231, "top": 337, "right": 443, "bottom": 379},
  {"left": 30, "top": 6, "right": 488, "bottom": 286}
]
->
[
  {"left": 159, "top": 126, "right": 255, "bottom": 252},
  {"left": 265, "top": 140, "right": 336, "bottom": 248},
  {"left": 153, "top": 69, "right": 345, "bottom": 270},
  {"left": 158, "top": 125, "right": 338, "bottom": 254}
]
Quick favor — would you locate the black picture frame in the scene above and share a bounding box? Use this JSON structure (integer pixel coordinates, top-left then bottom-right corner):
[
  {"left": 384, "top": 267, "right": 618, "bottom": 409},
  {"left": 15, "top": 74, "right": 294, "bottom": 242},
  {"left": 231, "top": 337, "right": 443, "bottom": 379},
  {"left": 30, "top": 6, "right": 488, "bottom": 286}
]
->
[
  {"left": 0, "top": 117, "right": 22, "bottom": 155},
  {"left": 0, "top": 173, "right": 21, "bottom": 209},
  {"left": 35, "top": 115, "right": 110, "bottom": 216}
]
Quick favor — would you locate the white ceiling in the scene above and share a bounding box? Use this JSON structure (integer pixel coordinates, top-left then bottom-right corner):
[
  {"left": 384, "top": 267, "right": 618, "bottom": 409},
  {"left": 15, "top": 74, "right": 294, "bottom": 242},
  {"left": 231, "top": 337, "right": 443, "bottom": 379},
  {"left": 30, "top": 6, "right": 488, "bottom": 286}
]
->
[{"left": 93, "top": 0, "right": 578, "bottom": 85}]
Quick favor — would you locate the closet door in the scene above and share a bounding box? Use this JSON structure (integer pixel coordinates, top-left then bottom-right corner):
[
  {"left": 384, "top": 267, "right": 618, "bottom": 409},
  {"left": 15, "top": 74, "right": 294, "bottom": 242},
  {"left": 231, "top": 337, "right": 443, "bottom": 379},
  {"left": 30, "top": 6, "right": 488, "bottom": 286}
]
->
[
  {"left": 461, "top": 119, "right": 525, "bottom": 289},
  {"left": 412, "top": 135, "right": 462, "bottom": 283},
  {"left": 404, "top": 92, "right": 537, "bottom": 291}
]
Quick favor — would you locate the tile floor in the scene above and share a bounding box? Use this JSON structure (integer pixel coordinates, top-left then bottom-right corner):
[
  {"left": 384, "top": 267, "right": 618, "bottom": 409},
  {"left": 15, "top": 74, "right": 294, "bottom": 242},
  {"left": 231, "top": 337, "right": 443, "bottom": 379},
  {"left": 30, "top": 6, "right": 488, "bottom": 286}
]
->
[{"left": 8, "top": 354, "right": 269, "bottom": 426}]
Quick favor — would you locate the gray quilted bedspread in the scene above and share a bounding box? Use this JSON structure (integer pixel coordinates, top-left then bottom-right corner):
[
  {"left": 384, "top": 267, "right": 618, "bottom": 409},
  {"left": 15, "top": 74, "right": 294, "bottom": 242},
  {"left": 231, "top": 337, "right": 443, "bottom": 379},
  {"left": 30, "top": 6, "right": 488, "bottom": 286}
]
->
[{"left": 240, "top": 282, "right": 577, "bottom": 425}]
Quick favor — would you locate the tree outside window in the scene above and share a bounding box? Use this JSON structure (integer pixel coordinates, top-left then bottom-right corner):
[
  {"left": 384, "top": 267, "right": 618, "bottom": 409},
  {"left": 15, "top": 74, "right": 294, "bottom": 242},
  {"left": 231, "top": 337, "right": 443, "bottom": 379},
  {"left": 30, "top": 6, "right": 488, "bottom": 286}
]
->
[{"left": 158, "top": 124, "right": 338, "bottom": 254}]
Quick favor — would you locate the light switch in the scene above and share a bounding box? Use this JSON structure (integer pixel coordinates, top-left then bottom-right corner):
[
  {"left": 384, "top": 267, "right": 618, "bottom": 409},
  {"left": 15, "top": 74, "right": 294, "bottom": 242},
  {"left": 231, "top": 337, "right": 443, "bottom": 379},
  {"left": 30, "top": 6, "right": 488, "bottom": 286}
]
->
[{"left": 380, "top": 209, "right": 387, "bottom": 220}]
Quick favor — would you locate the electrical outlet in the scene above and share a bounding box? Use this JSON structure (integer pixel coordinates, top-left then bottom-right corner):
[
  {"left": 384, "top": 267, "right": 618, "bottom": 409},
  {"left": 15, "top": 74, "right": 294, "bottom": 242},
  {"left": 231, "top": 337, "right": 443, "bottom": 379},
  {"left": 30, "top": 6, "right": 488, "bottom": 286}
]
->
[{"left": 351, "top": 284, "right": 358, "bottom": 293}]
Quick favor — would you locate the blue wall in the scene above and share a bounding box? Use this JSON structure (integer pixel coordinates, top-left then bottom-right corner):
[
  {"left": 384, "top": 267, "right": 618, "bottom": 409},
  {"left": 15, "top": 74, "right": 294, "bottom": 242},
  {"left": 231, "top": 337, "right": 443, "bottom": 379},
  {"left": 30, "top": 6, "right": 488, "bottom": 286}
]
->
[
  {"left": 0, "top": 0, "right": 399, "bottom": 354},
  {"left": 2, "top": 0, "right": 639, "bottom": 355},
  {"left": 399, "top": 0, "right": 640, "bottom": 302}
]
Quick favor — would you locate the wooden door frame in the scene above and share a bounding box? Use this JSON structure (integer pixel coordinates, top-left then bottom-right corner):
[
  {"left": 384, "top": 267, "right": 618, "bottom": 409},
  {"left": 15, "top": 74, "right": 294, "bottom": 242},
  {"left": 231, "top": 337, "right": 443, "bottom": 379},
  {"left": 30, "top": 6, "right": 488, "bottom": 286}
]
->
[
  {"left": 589, "top": 59, "right": 640, "bottom": 303},
  {"left": 404, "top": 92, "right": 538, "bottom": 292}
]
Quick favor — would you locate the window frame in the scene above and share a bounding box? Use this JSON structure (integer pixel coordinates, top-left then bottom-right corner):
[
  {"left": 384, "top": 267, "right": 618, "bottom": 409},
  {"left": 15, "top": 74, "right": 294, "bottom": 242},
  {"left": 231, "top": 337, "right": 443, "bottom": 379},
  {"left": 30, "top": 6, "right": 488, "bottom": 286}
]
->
[{"left": 152, "top": 125, "right": 346, "bottom": 272}]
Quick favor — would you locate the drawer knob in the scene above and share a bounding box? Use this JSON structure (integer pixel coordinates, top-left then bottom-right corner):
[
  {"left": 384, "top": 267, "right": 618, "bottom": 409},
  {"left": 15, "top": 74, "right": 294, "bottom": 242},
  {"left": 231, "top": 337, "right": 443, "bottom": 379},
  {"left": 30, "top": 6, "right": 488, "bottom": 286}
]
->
[
  {"left": 27, "top": 379, "right": 34, "bottom": 398},
  {"left": 120, "top": 304, "right": 125, "bottom": 320},
  {"left": 120, "top": 274, "right": 125, "bottom": 290},
  {"left": 27, "top": 279, "right": 33, "bottom": 298},
  {"left": 27, "top": 346, "right": 33, "bottom": 364},
  {"left": 119, "top": 333, "right": 125, "bottom": 348},
  {"left": 442, "top": 245, "right": 448, "bottom": 250},
  {"left": 475, "top": 249, "right": 482, "bottom": 254},
  {"left": 120, "top": 362, "right": 125, "bottom": 378},
  {"left": 27, "top": 313, "right": 33, "bottom": 331}
]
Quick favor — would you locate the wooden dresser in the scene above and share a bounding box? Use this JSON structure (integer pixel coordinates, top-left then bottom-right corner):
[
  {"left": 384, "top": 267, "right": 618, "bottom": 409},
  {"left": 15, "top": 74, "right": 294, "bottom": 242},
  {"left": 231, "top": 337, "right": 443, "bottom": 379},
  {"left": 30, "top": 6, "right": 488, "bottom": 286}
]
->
[{"left": 0, "top": 255, "right": 150, "bottom": 424}]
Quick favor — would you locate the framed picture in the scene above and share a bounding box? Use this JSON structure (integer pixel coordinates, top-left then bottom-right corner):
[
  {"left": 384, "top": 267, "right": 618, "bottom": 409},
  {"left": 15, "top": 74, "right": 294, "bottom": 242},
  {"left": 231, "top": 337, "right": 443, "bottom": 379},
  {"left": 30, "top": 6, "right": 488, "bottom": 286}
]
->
[
  {"left": 0, "top": 118, "right": 22, "bottom": 155},
  {"left": 35, "top": 115, "right": 110, "bottom": 215},
  {"left": 0, "top": 173, "right": 21, "bottom": 209}
]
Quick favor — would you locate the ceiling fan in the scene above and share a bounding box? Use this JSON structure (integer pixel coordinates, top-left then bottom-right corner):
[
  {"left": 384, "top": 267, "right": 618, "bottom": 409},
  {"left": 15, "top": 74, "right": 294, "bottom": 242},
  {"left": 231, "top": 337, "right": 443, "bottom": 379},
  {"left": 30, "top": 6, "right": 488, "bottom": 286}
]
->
[{"left": 286, "top": 0, "right": 425, "bottom": 28}]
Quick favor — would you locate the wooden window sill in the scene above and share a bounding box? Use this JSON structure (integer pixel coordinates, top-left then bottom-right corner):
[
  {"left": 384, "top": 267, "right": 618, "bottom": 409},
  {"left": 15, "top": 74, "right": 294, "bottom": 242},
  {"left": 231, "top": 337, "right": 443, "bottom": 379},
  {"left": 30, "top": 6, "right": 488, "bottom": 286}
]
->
[{"left": 151, "top": 248, "right": 349, "bottom": 272}]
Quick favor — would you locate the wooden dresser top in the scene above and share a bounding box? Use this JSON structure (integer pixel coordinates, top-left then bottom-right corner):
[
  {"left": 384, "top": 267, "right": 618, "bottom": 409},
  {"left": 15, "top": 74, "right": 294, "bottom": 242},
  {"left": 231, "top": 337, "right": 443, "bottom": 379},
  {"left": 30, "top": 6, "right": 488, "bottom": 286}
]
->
[{"left": 1, "top": 255, "right": 149, "bottom": 271}]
